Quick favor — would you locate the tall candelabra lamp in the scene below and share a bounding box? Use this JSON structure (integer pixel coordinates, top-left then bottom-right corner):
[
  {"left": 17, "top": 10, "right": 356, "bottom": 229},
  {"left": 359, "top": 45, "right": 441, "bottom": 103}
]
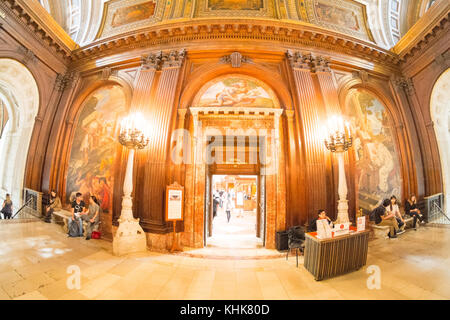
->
[
  {"left": 113, "top": 113, "right": 150, "bottom": 256},
  {"left": 324, "top": 116, "right": 353, "bottom": 224}
]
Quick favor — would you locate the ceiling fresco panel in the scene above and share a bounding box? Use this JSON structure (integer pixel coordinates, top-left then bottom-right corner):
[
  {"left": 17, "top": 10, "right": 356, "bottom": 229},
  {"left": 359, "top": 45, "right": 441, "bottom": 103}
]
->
[
  {"left": 97, "top": 0, "right": 165, "bottom": 39},
  {"left": 297, "top": 0, "right": 373, "bottom": 42}
]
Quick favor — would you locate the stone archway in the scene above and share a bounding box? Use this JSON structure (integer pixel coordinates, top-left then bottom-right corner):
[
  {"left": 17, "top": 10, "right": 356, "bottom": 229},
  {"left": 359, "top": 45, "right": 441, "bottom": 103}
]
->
[
  {"left": 430, "top": 68, "right": 450, "bottom": 214},
  {"left": 0, "top": 59, "right": 39, "bottom": 205}
]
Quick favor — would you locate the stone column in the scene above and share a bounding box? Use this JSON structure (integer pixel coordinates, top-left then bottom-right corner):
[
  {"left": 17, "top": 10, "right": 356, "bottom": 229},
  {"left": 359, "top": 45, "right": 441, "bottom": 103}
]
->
[{"left": 286, "top": 51, "right": 328, "bottom": 224}]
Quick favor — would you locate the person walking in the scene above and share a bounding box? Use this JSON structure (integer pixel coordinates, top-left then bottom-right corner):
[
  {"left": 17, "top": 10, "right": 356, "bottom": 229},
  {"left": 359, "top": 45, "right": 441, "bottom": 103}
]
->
[
  {"left": 225, "top": 195, "right": 234, "bottom": 223},
  {"left": 1, "top": 194, "right": 13, "bottom": 219}
]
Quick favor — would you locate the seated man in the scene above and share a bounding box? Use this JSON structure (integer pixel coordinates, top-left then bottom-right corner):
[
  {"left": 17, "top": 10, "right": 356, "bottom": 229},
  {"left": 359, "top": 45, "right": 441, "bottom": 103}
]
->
[
  {"left": 308, "top": 209, "right": 334, "bottom": 232},
  {"left": 68, "top": 192, "right": 85, "bottom": 237},
  {"left": 44, "top": 190, "right": 61, "bottom": 223},
  {"left": 80, "top": 195, "right": 101, "bottom": 240},
  {"left": 371, "top": 199, "right": 404, "bottom": 239}
]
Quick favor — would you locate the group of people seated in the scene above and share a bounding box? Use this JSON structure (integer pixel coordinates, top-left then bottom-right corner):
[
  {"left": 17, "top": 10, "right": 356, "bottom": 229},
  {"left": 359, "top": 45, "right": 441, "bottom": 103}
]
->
[
  {"left": 306, "top": 195, "right": 426, "bottom": 239},
  {"left": 372, "top": 194, "right": 426, "bottom": 239},
  {"left": 44, "top": 190, "right": 101, "bottom": 240}
]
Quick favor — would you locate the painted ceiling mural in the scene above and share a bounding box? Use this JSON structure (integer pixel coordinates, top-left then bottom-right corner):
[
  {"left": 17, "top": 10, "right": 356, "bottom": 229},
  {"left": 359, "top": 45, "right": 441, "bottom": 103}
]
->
[
  {"left": 346, "top": 90, "right": 402, "bottom": 214},
  {"left": 66, "top": 85, "right": 127, "bottom": 214},
  {"left": 194, "top": 75, "right": 279, "bottom": 108},
  {"left": 95, "top": 0, "right": 373, "bottom": 41}
]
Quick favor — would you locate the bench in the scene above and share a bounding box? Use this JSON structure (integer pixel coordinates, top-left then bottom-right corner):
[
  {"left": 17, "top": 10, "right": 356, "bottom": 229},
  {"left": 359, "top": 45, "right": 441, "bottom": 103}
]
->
[
  {"left": 369, "top": 214, "right": 419, "bottom": 239},
  {"left": 52, "top": 209, "right": 100, "bottom": 237}
]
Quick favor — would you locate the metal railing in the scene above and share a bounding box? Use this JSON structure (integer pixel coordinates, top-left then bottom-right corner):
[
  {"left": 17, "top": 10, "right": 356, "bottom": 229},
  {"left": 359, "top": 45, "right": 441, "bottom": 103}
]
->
[
  {"left": 1, "top": 188, "right": 43, "bottom": 222},
  {"left": 424, "top": 193, "right": 449, "bottom": 225}
]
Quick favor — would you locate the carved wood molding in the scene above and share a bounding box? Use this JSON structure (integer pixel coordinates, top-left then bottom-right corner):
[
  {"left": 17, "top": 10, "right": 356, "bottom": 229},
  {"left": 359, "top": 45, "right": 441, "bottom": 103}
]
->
[
  {"left": 0, "top": 0, "right": 77, "bottom": 62},
  {"left": 141, "top": 49, "right": 186, "bottom": 70},
  {"left": 72, "top": 19, "right": 400, "bottom": 67},
  {"left": 286, "top": 50, "right": 331, "bottom": 73},
  {"left": 394, "top": 5, "right": 450, "bottom": 64}
]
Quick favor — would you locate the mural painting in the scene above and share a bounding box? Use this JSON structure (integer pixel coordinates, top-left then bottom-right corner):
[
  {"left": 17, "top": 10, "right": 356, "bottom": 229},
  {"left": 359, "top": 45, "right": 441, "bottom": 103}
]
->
[
  {"left": 347, "top": 90, "right": 402, "bottom": 212},
  {"left": 208, "top": 0, "right": 264, "bottom": 11},
  {"left": 66, "top": 85, "right": 127, "bottom": 214},
  {"left": 314, "top": 2, "right": 360, "bottom": 31},
  {"left": 196, "top": 76, "right": 276, "bottom": 108},
  {"left": 111, "top": 1, "right": 156, "bottom": 28}
]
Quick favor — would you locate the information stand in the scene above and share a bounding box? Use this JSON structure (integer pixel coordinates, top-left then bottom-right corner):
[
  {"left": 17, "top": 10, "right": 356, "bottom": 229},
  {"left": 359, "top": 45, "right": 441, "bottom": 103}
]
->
[{"left": 166, "top": 182, "right": 184, "bottom": 253}]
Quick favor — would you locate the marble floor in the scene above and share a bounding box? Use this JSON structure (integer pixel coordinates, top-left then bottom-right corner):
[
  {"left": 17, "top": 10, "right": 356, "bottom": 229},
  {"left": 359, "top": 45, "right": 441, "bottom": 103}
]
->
[{"left": 0, "top": 220, "right": 449, "bottom": 300}]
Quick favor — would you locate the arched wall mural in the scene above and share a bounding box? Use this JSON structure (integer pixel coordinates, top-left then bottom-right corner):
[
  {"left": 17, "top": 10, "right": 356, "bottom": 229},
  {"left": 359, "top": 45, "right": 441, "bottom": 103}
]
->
[
  {"left": 430, "top": 68, "right": 450, "bottom": 213},
  {"left": 345, "top": 89, "right": 403, "bottom": 213},
  {"left": 65, "top": 85, "right": 127, "bottom": 213},
  {"left": 0, "top": 58, "right": 39, "bottom": 205},
  {"left": 192, "top": 74, "right": 280, "bottom": 109}
]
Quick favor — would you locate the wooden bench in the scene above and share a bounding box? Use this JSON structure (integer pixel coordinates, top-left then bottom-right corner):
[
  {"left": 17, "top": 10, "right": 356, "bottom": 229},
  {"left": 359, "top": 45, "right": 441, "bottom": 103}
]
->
[{"left": 52, "top": 209, "right": 100, "bottom": 237}]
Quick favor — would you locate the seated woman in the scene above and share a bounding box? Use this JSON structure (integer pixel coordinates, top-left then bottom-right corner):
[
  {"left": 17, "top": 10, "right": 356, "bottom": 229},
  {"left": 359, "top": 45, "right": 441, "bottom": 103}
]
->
[
  {"left": 68, "top": 192, "right": 85, "bottom": 237},
  {"left": 371, "top": 199, "right": 403, "bottom": 238},
  {"left": 389, "top": 195, "right": 405, "bottom": 231},
  {"left": 44, "top": 190, "right": 61, "bottom": 223},
  {"left": 405, "top": 194, "right": 425, "bottom": 229},
  {"left": 309, "top": 209, "right": 333, "bottom": 232},
  {"left": 80, "top": 195, "right": 101, "bottom": 240},
  {"left": 1, "top": 193, "right": 13, "bottom": 219}
]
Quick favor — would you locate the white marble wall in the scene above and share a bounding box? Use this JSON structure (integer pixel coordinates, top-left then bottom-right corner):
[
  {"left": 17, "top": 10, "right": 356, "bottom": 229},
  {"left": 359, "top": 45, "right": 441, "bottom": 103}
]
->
[
  {"left": 0, "top": 59, "right": 39, "bottom": 208},
  {"left": 431, "top": 68, "right": 450, "bottom": 214}
]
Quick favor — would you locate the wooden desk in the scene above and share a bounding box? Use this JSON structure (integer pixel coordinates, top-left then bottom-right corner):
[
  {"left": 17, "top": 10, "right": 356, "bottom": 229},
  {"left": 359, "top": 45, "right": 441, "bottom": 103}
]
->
[{"left": 304, "top": 227, "right": 370, "bottom": 281}]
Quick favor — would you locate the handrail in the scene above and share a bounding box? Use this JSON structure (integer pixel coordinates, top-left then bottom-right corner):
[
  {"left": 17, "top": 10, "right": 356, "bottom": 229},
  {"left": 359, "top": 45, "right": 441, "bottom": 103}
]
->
[
  {"left": 11, "top": 197, "right": 34, "bottom": 219},
  {"left": 432, "top": 201, "right": 450, "bottom": 223}
]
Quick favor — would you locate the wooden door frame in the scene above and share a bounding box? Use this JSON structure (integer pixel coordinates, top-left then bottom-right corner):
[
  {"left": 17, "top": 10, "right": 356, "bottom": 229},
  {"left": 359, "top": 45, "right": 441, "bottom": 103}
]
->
[{"left": 206, "top": 166, "right": 263, "bottom": 245}]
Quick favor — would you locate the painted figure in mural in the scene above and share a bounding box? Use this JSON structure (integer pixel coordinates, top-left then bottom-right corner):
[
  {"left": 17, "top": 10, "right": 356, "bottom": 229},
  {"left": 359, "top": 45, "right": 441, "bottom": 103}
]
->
[
  {"left": 348, "top": 90, "right": 402, "bottom": 212},
  {"left": 315, "top": 3, "right": 360, "bottom": 31},
  {"left": 66, "top": 86, "right": 126, "bottom": 214},
  {"left": 198, "top": 77, "right": 275, "bottom": 108},
  {"left": 209, "top": 0, "right": 264, "bottom": 11},
  {"left": 111, "top": 1, "right": 156, "bottom": 28}
]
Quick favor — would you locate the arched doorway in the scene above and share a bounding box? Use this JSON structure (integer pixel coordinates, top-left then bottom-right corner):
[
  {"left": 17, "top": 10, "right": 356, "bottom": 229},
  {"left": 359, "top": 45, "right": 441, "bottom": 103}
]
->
[
  {"left": 0, "top": 59, "right": 39, "bottom": 206},
  {"left": 430, "top": 68, "right": 450, "bottom": 214},
  {"left": 65, "top": 84, "right": 127, "bottom": 236},
  {"left": 184, "top": 74, "right": 286, "bottom": 249}
]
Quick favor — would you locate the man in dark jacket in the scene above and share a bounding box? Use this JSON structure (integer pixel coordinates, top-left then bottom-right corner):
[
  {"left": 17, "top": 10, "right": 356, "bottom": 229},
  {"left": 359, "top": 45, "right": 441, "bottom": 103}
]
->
[{"left": 371, "top": 199, "right": 401, "bottom": 238}]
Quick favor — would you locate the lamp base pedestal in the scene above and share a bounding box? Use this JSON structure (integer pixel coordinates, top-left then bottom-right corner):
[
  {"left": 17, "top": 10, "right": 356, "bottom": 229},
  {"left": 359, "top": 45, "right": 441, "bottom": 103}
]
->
[
  {"left": 112, "top": 218, "right": 147, "bottom": 256},
  {"left": 335, "top": 199, "right": 350, "bottom": 224}
]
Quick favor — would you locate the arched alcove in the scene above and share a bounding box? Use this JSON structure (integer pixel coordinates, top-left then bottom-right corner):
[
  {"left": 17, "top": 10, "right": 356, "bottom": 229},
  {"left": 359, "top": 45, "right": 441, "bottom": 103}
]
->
[
  {"left": 345, "top": 88, "right": 403, "bottom": 213},
  {"left": 65, "top": 84, "right": 127, "bottom": 215},
  {"left": 0, "top": 59, "right": 39, "bottom": 206},
  {"left": 430, "top": 68, "right": 450, "bottom": 214}
]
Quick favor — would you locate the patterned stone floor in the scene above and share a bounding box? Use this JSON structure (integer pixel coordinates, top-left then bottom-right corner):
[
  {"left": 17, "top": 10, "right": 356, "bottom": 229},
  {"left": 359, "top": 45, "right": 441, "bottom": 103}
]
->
[{"left": 0, "top": 220, "right": 449, "bottom": 300}]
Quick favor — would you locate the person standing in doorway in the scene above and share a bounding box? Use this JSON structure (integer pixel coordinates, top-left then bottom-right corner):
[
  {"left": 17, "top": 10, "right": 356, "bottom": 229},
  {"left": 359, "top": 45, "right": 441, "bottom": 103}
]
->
[
  {"left": 1, "top": 194, "right": 13, "bottom": 219},
  {"left": 225, "top": 195, "right": 234, "bottom": 223}
]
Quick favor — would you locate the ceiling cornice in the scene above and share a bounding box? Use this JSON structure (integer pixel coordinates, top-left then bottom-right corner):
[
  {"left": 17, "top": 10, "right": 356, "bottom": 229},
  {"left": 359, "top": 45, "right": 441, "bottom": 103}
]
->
[
  {"left": 71, "top": 18, "right": 400, "bottom": 68},
  {"left": 393, "top": 0, "right": 450, "bottom": 62},
  {"left": 0, "top": 0, "right": 78, "bottom": 61}
]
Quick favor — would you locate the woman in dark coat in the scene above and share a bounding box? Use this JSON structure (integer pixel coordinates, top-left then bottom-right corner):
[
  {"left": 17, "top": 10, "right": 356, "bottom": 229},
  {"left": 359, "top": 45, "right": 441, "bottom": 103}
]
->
[
  {"left": 405, "top": 195, "right": 425, "bottom": 229},
  {"left": 1, "top": 194, "right": 13, "bottom": 219}
]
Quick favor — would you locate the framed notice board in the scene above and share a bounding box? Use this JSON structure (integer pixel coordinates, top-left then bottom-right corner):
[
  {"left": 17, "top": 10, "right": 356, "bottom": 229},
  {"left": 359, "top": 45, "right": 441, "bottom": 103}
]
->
[{"left": 165, "top": 183, "right": 184, "bottom": 221}]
